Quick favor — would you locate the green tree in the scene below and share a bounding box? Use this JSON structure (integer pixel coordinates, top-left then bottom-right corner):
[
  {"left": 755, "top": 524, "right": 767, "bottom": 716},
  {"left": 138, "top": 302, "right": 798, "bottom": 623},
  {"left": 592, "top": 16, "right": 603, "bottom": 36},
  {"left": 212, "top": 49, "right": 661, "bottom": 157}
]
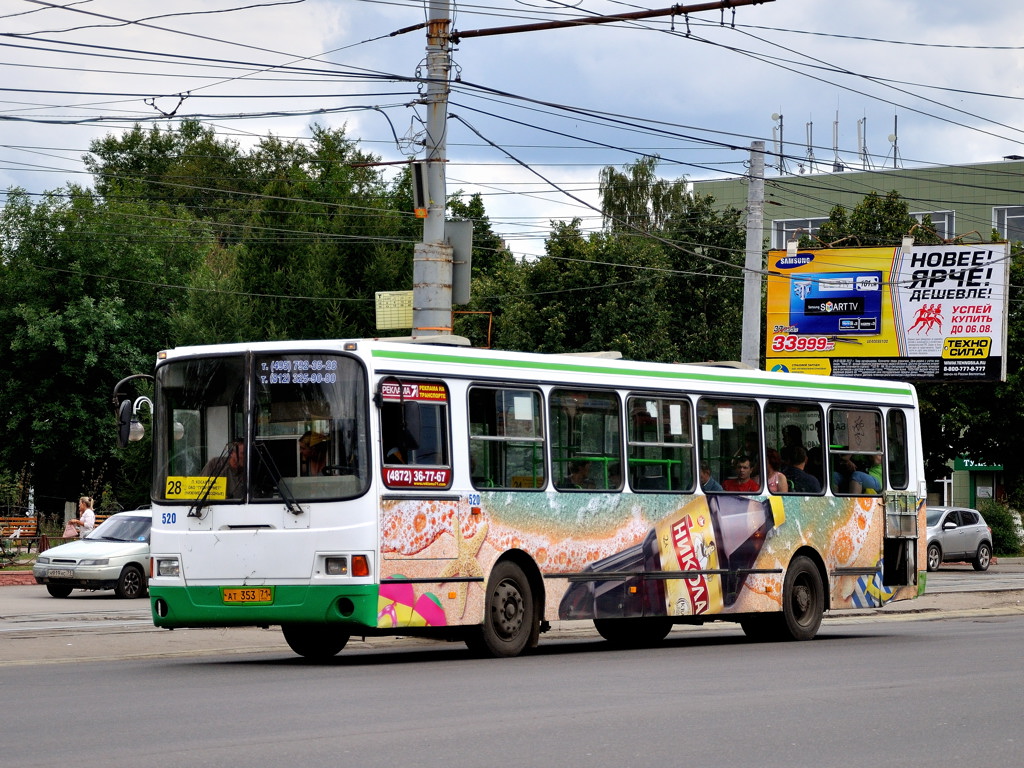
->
[
  {"left": 599, "top": 156, "right": 687, "bottom": 233},
  {"left": 657, "top": 191, "right": 747, "bottom": 362},
  {"left": 806, "top": 190, "right": 943, "bottom": 248},
  {"left": 0, "top": 187, "right": 209, "bottom": 516},
  {"left": 475, "top": 158, "right": 747, "bottom": 362},
  {"left": 599, "top": 157, "right": 747, "bottom": 362},
  {"left": 479, "top": 219, "right": 679, "bottom": 360}
]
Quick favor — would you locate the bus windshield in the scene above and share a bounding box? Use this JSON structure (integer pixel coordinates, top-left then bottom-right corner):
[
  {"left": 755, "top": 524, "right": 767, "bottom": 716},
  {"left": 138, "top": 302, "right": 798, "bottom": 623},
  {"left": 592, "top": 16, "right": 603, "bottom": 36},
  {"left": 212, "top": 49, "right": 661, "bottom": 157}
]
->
[{"left": 154, "top": 352, "right": 370, "bottom": 502}]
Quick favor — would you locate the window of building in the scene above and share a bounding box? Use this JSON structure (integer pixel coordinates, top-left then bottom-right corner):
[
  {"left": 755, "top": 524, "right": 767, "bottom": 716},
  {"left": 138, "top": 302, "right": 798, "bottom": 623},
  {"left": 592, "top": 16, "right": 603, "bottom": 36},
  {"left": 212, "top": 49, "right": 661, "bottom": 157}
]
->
[
  {"left": 626, "top": 396, "right": 694, "bottom": 492},
  {"left": 550, "top": 389, "right": 622, "bottom": 491},
  {"left": 994, "top": 206, "right": 1024, "bottom": 244},
  {"left": 772, "top": 217, "right": 828, "bottom": 249},
  {"left": 912, "top": 210, "right": 953, "bottom": 241},
  {"left": 468, "top": 387, "right": 545, "bottom": 490}
]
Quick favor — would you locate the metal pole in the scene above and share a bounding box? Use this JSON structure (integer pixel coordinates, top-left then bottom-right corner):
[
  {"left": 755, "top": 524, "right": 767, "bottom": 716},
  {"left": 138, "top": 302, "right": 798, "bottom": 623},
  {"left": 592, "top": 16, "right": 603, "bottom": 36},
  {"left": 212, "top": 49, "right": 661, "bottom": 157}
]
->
[
  {"left": 741, "top": 141, "right": 765, "bottom": 369},
  {"left": 412, "top": 0, "right": 454, "bottom": 337}
]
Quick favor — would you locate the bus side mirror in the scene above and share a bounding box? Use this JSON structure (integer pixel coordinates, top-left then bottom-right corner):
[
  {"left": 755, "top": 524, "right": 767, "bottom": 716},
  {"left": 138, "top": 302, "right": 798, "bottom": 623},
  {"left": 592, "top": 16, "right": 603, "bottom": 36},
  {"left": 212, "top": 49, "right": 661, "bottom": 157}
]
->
[{"left": 117, "top": 399, "right": 134, "bottom": 448}]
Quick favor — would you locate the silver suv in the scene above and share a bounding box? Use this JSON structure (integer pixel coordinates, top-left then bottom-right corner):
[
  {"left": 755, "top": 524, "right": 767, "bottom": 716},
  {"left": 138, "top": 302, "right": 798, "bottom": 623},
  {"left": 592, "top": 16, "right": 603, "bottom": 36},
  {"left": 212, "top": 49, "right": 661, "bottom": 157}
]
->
[{"left": 926, "top": 506, "right": 992, "bottom": 572}]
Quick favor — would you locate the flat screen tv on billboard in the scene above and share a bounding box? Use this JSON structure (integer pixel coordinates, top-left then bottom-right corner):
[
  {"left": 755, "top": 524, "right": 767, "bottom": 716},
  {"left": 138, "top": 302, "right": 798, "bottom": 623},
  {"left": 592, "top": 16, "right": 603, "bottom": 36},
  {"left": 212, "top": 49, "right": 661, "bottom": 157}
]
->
[{"left": 765, "top": 243, "right": 1009, "bottom": 382}]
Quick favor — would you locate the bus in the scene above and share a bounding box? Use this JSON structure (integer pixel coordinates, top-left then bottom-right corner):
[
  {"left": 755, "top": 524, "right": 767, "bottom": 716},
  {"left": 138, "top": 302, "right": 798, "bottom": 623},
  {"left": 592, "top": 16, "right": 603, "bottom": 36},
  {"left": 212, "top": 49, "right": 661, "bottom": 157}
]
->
[{"left": 136, "top": 336, "right": 925, "bottom": 658}]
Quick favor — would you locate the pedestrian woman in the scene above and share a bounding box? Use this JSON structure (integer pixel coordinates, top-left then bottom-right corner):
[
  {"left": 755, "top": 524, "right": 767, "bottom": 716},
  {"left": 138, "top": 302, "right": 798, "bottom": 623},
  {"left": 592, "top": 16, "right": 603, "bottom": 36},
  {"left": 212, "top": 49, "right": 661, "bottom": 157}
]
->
[{"left": 69, "top": 496, "right": 96, "bottom": 538}]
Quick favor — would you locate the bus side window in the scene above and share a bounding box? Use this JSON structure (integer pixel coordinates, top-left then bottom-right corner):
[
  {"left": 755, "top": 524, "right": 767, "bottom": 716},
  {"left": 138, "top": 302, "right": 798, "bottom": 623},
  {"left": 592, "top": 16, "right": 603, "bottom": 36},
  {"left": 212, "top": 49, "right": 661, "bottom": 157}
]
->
[
  {"left": 828, "top": 408, "right": 882, "bottom": 495},
  {"left": 886, "top": 409, "right": 909, "bottom": 490},
  {"left": 468, "top": 387, "right": 545, "bottom": 490},
  {"left": 378, "top": 380, "right": 452, "bottom": 488},
  {"left": 764, "top": 401, "right": 825, "bottom": 495},
  {"left": 550, "top": 388, "right": 621, "bottom": 491},
  {"left": 626, "top": 396, "right": 694, "bottom": 493},
  {"left": 697, "top": 397, "right": 761, "bottom": 493}
]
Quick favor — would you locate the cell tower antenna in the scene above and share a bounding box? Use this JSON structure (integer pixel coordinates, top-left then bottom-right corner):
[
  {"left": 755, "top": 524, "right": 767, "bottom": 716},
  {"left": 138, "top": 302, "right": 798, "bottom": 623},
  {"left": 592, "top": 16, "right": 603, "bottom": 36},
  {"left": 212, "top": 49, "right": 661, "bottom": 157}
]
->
[
  {"left": 858, "top": 116, "right": 872, "bottom": 170},
  {"left": 771, "top": 112, "right": 787, "bottom": 175},
  {"left": 805, "top": 119, "right": 815, "bottom": 174},
  {"left": 832, "top": 111, "right": 844, "bottom": 172}
]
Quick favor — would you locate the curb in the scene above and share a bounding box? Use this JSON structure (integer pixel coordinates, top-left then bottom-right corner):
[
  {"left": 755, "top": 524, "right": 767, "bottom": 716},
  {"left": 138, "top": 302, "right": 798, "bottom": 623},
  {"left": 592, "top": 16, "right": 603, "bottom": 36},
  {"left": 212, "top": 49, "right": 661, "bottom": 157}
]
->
[{"left": 0, "top": 571, "right": 36, "bottom": 586}]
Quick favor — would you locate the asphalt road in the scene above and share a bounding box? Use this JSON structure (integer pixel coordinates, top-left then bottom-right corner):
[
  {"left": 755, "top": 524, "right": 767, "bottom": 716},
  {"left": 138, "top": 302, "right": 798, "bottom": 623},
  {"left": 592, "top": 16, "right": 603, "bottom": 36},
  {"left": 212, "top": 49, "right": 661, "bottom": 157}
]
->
[
  {"left": 1, "top": 568, "right": 1023, "bottom": 768},
  {"left": 1, "top": 559, "right": 1023, "bottom": 666}
]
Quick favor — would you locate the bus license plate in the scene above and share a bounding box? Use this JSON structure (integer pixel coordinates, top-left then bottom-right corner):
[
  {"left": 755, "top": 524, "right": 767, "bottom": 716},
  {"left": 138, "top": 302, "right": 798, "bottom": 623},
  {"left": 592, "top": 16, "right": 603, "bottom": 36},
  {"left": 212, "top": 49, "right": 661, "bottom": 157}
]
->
[
  {"left": 222, "top": 587, "right": 273, "bottom": 604},
  {"left": 47, "top": 569, "right": 74, "bottom": 578}
]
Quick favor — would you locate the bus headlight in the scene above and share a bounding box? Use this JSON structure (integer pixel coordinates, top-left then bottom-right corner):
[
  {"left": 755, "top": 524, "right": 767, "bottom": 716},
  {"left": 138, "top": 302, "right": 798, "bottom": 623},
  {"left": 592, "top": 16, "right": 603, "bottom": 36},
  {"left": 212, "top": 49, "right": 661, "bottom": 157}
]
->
[
  {"left": 325, "top": 557, "right": 348, "bottom": 575},
  {"left": 156, "top": 558, "right": 180, "bottom": 577}
]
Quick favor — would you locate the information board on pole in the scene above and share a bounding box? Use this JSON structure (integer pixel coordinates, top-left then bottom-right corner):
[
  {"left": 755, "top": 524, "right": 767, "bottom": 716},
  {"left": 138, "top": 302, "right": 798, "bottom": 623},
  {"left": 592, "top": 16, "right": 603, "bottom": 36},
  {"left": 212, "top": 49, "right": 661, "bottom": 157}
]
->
[
  {"left": 765, "top": 243, "right": 1009, "bottom": 382},
  {"left": 375, "top": 291, "right": 414, "bottom": 330}
]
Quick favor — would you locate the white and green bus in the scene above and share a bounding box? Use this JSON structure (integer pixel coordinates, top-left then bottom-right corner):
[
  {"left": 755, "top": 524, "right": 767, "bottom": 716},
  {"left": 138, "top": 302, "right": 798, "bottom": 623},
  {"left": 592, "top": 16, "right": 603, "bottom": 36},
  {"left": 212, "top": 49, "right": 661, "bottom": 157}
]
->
[{"left": 140, "top": 337, "right": 925, "bottom": 658}]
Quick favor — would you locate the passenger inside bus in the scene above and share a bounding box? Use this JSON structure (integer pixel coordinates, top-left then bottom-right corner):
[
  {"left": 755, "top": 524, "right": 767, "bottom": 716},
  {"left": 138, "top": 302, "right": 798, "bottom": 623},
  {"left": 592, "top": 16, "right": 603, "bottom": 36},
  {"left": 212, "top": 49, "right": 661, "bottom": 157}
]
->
[
  {"left": 200, "top": 439, "right": 245, "bottom": 498},
  {"left": 765, "top": 448, "right": 789, "bottom": 493},
  {"left": 781, "top": 445, "right": 821, "bottom": 493},
  {"left": 722, "top": 456, "right": 758, "bottom": 492},
  {"left": 559, "top": 460, "right": 593, "bottom": 489},
  {"left": 699, "top": 461, "right": 723, "bottom": 493},
  {"left": 832, "top": 455, "right": 882, "bottom": 495},
  {"left": 299, "top": 430, "right": 329, "bottom": 476}
]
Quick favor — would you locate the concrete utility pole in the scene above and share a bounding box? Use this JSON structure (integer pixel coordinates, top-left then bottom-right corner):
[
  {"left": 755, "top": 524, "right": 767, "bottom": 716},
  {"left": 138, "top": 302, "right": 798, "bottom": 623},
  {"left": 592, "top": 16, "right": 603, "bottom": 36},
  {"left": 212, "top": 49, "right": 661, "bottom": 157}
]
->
[
  {"left": 412, "top": 0, "right": 454, "bottom": 338},
  {"left": 740, "top": 141, "right": 765, "bottom": 369}
]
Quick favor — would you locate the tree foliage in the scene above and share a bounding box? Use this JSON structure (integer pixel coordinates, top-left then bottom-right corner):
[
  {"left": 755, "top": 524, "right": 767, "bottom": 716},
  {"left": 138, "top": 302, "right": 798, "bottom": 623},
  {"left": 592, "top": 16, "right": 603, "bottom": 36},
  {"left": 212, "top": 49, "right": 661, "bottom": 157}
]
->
[
  {"left": 475, "top": 158, "right": 747, "bottom": 362},
  {"left": 0, "top": 187, "right": 209, "bottom": 514}
]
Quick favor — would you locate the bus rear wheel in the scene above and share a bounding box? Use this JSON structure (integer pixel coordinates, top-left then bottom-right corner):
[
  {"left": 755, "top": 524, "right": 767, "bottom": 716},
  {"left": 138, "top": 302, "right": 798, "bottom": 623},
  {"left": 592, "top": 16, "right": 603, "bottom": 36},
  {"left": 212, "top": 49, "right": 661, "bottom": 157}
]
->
[
  {"left": 780, "top": 555, "right": 824, "bottom": 640},
  {"left": 281, "top": 624, "right": 349, "bottom": 660},
  {"left": 594, "top": 617, "right": 673, "bottom": 647},
  {"left": 473, "top": 561, "right": 536, "bottom": 658}
]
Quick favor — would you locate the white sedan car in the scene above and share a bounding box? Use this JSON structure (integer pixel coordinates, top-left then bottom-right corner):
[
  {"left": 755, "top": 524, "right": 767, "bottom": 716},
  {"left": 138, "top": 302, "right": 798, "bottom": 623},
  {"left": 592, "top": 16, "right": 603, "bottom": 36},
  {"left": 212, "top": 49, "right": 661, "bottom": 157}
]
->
[{"left": 33, "top": 509, "right": 152, "bottom": 598}]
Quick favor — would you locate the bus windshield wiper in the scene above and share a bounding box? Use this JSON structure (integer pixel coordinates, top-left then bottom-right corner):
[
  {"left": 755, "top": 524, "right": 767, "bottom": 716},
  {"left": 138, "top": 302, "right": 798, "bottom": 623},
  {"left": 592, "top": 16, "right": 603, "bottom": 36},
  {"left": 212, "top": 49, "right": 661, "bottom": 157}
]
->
[
  {"left": 254, "top": 441, "right": 304, "bottom": 516},
  {"left": 187, "top": 443, "right": 230, "bottom": 518}
]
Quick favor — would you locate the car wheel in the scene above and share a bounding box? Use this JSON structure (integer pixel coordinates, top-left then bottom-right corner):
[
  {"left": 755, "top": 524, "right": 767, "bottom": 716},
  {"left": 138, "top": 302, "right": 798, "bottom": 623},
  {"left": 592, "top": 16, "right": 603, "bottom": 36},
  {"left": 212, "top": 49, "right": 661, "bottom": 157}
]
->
[
  {"left": 973, "top": 542, "right": 992, "bottom": 572},
  {"left": 46, "top": 584, "right": 73, "bottom": 598},
  {"left": 926, "top": 543, "right": 942, "bottom": 572},
  {"left": 115, "top": 564, "right": 147, "bottom": 598}
]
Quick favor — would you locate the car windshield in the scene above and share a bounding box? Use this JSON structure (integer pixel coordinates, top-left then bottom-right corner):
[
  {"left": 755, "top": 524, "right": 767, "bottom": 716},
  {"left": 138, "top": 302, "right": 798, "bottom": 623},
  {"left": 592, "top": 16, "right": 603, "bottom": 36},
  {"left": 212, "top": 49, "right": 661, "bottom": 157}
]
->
[
  {"left": 926, "top": 509, "right": 945, "bottom": 526},
  {"left": 85, "top": 515, "right": 152, "bottom": 543}
]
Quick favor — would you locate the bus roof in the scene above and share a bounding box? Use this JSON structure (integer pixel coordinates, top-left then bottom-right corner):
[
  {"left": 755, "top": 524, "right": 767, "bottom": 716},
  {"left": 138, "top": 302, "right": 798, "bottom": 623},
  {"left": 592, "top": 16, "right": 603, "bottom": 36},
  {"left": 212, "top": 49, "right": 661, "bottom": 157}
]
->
[{"left": 158, "top": 337, "right": 918, "bottom": 407}]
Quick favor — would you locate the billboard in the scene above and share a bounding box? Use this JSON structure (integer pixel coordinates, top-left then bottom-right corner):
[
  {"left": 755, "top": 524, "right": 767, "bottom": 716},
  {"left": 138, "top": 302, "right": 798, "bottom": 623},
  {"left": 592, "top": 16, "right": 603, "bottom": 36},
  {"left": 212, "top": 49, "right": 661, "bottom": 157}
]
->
[{"left": 765, "top": 243, "right": 1009, "bottom": 382}]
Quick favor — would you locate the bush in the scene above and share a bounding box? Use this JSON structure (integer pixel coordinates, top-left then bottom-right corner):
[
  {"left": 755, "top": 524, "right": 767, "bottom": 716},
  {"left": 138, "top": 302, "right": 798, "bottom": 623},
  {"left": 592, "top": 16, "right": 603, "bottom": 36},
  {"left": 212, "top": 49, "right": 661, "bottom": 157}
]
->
[{"left": 977, "top": 500, "right": 1022, "bottom": 556}]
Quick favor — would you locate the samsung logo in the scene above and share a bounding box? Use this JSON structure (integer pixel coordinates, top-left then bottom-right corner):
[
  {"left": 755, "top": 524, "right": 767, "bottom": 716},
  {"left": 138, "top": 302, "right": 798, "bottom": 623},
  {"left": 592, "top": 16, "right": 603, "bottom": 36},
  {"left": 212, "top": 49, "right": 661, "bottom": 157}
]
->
[{"left": 775, "top": 254, "right": 814, "bottom": 269}]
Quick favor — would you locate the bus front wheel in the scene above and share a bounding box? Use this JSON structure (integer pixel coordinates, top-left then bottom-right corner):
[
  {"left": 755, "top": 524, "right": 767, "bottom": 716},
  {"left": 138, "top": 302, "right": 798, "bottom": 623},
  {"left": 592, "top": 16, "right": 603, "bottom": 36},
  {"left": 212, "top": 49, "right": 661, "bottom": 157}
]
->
[
  {"left": 473, "top": 561, "right": 536, "bottom": 658},
  {"left": 281, "top": 624, "right": 349, "bottom": 660}
]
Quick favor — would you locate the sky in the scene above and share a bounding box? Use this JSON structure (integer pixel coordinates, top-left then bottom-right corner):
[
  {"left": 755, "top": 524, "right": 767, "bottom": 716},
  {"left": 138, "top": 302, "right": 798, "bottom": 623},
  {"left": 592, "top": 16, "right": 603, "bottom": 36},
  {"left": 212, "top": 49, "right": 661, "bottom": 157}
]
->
[{"left": 2, "top": 0, "right": 1024, "bottom": 260}]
